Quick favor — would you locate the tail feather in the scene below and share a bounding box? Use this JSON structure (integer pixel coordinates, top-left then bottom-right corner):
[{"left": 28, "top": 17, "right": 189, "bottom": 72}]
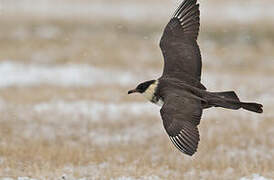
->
[
  {"left": 213, "top": 91, "right": 240, "bottom": 101},
  {"left": 209, "top": 91, "right": 263, "bottom": 113},
  {"left": 240, "top": 102, "right": 263, "bottom": 113}
]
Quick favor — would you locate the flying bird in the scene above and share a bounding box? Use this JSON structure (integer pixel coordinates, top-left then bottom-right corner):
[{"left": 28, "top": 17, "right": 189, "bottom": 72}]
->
[{"left": 128, "top": 0, "right": 263, "bottom": 156}]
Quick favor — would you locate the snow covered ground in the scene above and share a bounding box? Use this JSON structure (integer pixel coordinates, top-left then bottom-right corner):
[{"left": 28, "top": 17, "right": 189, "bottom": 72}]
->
[
  {"left": 0, "top": 0, "right": 273, "bottom": 179},
  {"left": 0, "top": 61, "right": 139, "bottom": 87},
  {"left": 0, "top": 60, "right": 273, "bottom": 179},
  {"left": 2, "top": 0, "right": 274, "bottom": 24}
]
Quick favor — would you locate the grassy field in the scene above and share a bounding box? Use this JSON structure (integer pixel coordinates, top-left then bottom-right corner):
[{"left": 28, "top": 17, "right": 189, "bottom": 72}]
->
[{"left": 0, "top": 0, "right": 273, "bottom": 179}]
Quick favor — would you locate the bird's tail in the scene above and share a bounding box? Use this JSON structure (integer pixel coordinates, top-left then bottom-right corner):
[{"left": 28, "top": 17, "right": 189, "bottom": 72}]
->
[{"left": 208, "top": 91, "right": 263, "bottom": 113}]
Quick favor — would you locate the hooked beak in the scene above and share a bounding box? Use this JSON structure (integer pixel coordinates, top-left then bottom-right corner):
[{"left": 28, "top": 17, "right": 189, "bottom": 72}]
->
[{"left": 128, "top": 89, "right": 138, "bottom": 94}]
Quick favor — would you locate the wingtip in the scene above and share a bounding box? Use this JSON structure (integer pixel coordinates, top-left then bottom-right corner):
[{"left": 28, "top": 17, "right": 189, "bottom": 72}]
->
[
  {"left": 173, "top": 0, "right": 199, "bottom": 18},
  {"left": 241, "top": 102, "right": 264, "bottom": 114},
  {"left": 258, "top": 104, "right": 263, "bottom": 113},
  {"left": 169, "top": 0, "right": 201, "bottom": 40},
  {"left": 169, "top": 133, "right": 198, "bottom": 156}
]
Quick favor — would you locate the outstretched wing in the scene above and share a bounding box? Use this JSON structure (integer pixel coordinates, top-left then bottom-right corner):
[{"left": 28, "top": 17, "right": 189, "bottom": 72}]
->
[
  {"left": 160, "top": 0, "right": 203, "bottom": 88},
  {"left": 160, "top": 92, "right": 202, "bottom": 156}
]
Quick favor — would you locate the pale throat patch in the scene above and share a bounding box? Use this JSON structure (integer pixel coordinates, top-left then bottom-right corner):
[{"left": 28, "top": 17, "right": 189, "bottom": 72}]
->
[{"left": 142, "top": 80, "right": 164, "bottom": 106}]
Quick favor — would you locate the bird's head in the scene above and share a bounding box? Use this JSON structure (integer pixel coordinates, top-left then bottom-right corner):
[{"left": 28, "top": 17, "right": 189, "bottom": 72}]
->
[{"left": 128, "top": 80, "right": 156, "bottom": 94}]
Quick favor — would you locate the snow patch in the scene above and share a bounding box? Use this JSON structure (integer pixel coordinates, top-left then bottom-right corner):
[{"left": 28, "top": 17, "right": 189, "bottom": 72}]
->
[
  {"left": 33, "top": 100, "right": 159, "bottom": 121},
  {"left": 17, "top": 178, "right": 38, "bottom": 180},
  {"left": 240, "top": 174, "right": 271, "bottom": 180},
  {"left": 0, "top": 99, "right": 162, "bottom": 144},
  {"left": 0, "top": 61, "right": 138, "bottom": 87}
]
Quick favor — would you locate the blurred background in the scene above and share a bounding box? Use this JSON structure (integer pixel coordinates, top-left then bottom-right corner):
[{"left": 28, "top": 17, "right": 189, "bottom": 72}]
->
[{"left": 0, "top": 0, "right": 273, "bottom": 179}]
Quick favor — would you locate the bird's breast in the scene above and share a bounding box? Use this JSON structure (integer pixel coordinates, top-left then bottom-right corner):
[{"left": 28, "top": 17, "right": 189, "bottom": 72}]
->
[
  {"left": 143, "top": 91, "right": 163, "bottom": 107},
  {"left": 142, "top": 80, "right": 164, "bottom": 106}
]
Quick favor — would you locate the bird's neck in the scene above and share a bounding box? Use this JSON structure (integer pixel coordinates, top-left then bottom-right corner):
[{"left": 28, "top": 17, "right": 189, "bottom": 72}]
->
[{"left": 142, "top": 80, "right": 163, "bottom": 106}]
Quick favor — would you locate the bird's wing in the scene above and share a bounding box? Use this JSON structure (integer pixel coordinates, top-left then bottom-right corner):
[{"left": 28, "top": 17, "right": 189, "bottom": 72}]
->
[
  {"left": 160, "top": 0, "right": 203, "bottom": 89},
  {"left": 160, "top": 92, "right": 202, "bottom": 156}
]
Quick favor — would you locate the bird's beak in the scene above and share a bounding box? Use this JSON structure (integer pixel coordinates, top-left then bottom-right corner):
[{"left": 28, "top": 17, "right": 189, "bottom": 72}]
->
[{"left": 128, "top": 89, "right": 138, "bottom": 94}]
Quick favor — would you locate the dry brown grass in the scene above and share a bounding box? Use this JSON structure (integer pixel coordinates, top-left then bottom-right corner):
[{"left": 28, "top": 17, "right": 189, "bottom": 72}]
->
[{"left": 0, "top": 108, "right": 273, "bottom": 179}]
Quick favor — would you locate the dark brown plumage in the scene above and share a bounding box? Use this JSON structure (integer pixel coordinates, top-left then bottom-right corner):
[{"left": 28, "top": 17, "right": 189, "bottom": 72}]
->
[
  {"left": 158, "top": 0, "right": 203, "bottom": 156},
  {"left": 128, "top": 0, "right": 263, "bottom": 156},
  {"left": 160, "top": 0, "right": 202, "bottom": 83}
]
